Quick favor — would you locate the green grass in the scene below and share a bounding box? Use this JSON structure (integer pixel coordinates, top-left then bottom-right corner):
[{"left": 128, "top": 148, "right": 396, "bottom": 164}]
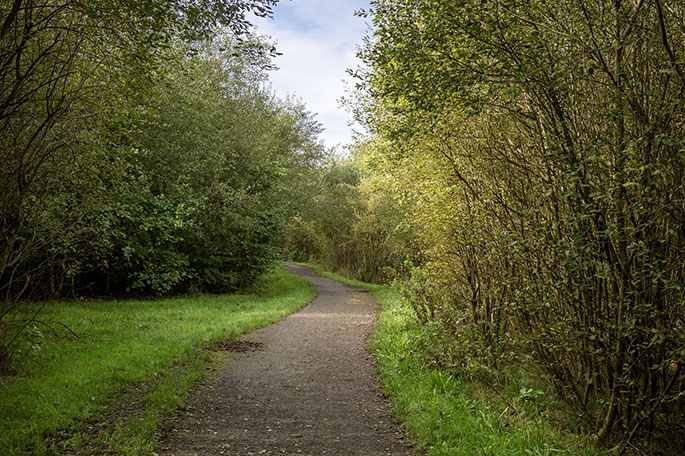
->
[
  {"left": 0, "top": 266, "right": 316, "bottom": 455},
  {"left": 299, "top": 263, "right": 596, "bottom": 456}
]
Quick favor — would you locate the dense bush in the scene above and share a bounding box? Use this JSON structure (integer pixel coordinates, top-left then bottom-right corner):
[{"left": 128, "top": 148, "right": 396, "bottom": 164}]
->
[
  {"left": 345, "top": 0, "right": 685, "bottom": 452},
  {"left": 281, "top": 152, "right": 411, "bottom": 283},
  {"left": 0, "top": 1, "right": 323, "bottom": 362}
]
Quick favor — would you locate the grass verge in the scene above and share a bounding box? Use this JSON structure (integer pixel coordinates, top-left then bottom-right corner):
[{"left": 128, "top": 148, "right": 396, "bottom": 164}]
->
[
  {"left": 0, "top": 266, "right": 315, "bottom": 455},
  {"left": 299, "top": 263, "right": 596, "bottom": 456}
]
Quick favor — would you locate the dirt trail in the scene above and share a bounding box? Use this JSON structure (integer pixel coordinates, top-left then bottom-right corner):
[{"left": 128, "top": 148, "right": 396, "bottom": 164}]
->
[{"left": 157, "top": 264, "right": 413, "bottom": 456}]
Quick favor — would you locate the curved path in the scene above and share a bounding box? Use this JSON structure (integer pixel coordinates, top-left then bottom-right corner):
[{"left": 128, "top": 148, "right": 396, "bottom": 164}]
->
[{"left": 158, "top": 264, "right": 413, "bottom": 456}]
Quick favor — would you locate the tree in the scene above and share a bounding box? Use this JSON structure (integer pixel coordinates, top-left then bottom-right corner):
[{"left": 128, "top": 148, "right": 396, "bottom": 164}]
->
[
  {"left": 1, "top": 0, "right": 332, "bottom": 366},
  {"left": 0, "top": 0, "right": 278, "bottom": 300},
  {"left": 353, "top": 0, "right": 685, "bottom": 449}
]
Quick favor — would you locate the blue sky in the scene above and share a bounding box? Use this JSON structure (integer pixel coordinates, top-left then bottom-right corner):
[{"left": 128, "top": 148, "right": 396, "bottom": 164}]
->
[{"left": 253, "top": 0, "right": 371, "bottom": 150}]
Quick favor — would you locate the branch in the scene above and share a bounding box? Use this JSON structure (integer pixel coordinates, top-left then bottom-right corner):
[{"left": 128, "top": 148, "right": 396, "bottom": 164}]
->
[
  {"left": 655, "top": 0, "right": 685, "bottom": 82},
  {"left": 4, "top": 300, "right": 45, "bottom": 351},
  {"left": 0, "top": 0, "right": 23, "bottom": 41},
  {"left": 1, "top": 317, "right": 79, "bottom": 339}
]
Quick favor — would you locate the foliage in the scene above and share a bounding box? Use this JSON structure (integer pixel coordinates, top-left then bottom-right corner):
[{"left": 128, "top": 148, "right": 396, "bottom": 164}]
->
[
  {"left": 0, "top": 0, "right": 325, "bottom": 365},
  {"left": 0, "top": 0, "right": 278, "bottom": 295},
  {"left": 349, "top": 0, "right": 685, "bottom": 451},
  {"left": 371, "top": 289, "right": 597, "bottom": 456},
  {"left": 282, "top": 149, "right": 411, "bottom": 283}
]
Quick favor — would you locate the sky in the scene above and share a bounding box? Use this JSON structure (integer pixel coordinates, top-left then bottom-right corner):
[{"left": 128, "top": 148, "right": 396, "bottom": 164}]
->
[{"left": 252, "top": 0, "right": 371, "bottom": 151}]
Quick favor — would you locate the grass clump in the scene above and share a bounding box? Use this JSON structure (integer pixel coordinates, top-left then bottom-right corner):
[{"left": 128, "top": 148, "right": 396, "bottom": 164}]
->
[
  {"left": 300, "top": 263, "right": 596, "bottom": 456},
  {"left": 0, "top": 266, "right": 315, "bottom": 455}
]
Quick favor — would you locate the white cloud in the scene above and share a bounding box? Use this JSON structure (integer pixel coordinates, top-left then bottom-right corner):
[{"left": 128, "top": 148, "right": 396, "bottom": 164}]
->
[{"left": 253, "top": 0, "right": 370, "bottom": 150}]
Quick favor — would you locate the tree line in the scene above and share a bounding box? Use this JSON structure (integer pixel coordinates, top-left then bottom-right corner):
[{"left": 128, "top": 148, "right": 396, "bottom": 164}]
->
[
  {"left": 284, "top": 0, "right": 684, "bottom": 453},
  {"left": 0, "top": 0, "right": 322, "bottom": 360}
]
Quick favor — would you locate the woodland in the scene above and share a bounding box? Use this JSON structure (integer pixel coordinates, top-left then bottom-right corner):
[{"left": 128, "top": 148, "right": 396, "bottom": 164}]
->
[
  {"left": 0, "top": 0, "right": 323, "bottom": 301},
  {"left": 1, "top": 0, "right": 684, "bottom": 455}
]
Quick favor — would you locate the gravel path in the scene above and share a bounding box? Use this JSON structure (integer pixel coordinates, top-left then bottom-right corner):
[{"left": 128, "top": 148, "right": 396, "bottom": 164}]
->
[{"left": 157, "top": 264, "right": 413, "bottom": 456}]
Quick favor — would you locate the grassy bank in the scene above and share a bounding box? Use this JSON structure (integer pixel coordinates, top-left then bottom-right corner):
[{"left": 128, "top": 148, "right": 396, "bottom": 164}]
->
[
  {"left": 300, "top": 263, "right": 596, "bottom": 456},
  {"left": 0, "top": 266, "right": 315, "bottom": 455}
]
